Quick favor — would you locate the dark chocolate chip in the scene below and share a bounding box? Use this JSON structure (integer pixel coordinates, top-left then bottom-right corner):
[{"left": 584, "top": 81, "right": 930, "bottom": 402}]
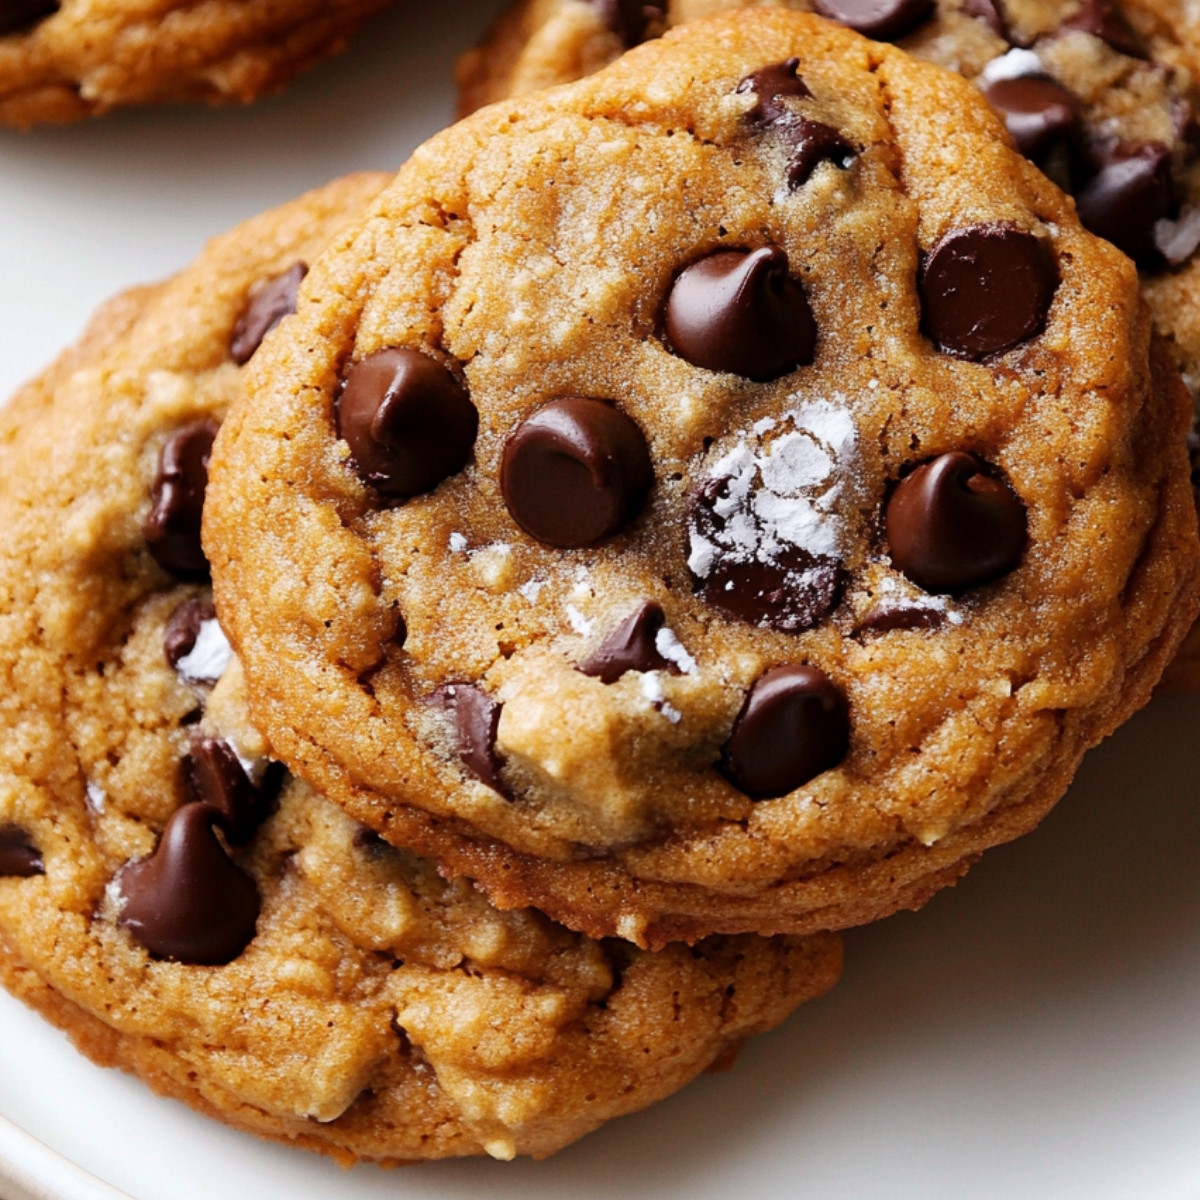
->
[
  {"left": 979, "top": 75, "right": 1079, "bottom": 164},
  {"left": 336, "top": 348, "right": 478, "bottom": 500},
  {"left": 689, "top": 476, "right": 844, "bottom": 633},
  {"left": 501, "top": 398, "right": 652, "bottom": 548},
  {"left": 163, "top": 597, "right": 217, "bottom": 669},
  {"left": 143, "top": 420, "right": 218, "bottom": 580},
  {"left": 920, "top": 223, "right": 1058, "bottom": 359},
  {"left": 578, "top": 601, "right": 674, "bottom": 682},
  {"left": 960, "top": 0, "right": 1008, "bottom": 38},
  {"left": 856, "top": 602, "right": 946, "bottom": 633},
  {"left": 117, "top": 803, "right": 259, "bottom": 965},
  {"left": 664, "top": 247, "right": 816, "bottom": 381},
  {"left": 1075, "top": 141, "right": 1173, "bottom": 265},
  {"left": 811, "top": 0, "right": 935, "bottom": 40},
  {"left": 720, "top": 665, "right": 849, "bottom": 799},
  {"left": 182, "top": 737, "right": 281, "bottom": 846},
  {"left": 886, "top": 451, "right": 1026, "bottom": 593},
  {"left": 1058, "top": 0, "right": 1145, "bottom": 57},
  {"left": 782, "top": 119, "right": 857, "bottom": 189},
  {"left": 428, "top": 683, "right": 506, "bottom": 793},
  {"left": 229, "top": 262, "right": 307, "bottom": 366},
  {"left": 587, "top": 0, "right": 664, "bottom": 45},
  {"left": 736, "top": 58, "right": 812, "bottom": 126},
  {"left": 0, "top": 826, "right": 44, "bottom": 878},
  {"left": 0, "top": 0, "right": 58, "bottom": 35}
]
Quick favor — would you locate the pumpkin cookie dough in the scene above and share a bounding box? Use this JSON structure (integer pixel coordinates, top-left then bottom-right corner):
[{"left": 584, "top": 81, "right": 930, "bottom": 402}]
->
[
  {"left": 0, "top": 174, "right": 841, "bottom": 1161},
  {"left": 206, "top": 11, "right": 1200, "bottom": 948}
]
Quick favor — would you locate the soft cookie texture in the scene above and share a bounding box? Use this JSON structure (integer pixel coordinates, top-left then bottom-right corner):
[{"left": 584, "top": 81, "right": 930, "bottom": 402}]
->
[
  {"left": 0, "top": 0, "right": 390, "bottom": 127},
  {"left": 457, "top": 0, "right": 1200, "bottom": 688},
  {"left": 0, "top": 174, "right": 841, "bottom": 1161},
  {"left": 207, "top": 12, "right": 1200, "bottom": 948}
]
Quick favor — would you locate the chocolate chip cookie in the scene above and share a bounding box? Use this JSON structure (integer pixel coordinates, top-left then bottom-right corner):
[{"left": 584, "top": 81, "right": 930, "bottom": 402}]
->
[
  {"left": 207, "top": 11, "right": 1200, "bottom": 948},
  {"left": 0, "top": 173, "right": 841, "bottom": 1159},
  {"left": 0, "top": 0, "right": 390, "bottom": 126}
]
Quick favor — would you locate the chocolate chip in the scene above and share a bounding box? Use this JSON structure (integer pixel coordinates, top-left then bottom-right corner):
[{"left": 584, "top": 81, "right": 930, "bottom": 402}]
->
[
  {"left": 428, "top": 683, "right": 506, "bottom": 793},
  {"left": 229, "top": 262, "right": 307, "bottom": 366},
  {"left": 163, "top": 598, "right": 217, "bottom": 669},
  {"left": 811, "top": 0, "right": 935, "bottom": 41},
  {"left": 1074, "top": 141, "right": 1173, "bottom": 265},
  {"left": 501, "top": 398, "right": 653, "bottom": 548},
  {"left": 664, "top": 247, "right": 816, "bottom": 381},
  {"left": 886, "top": 452, "right": 1026, "bottom": 593},
  {"left": 979, "top": 75, "right": 1079, "bottom": 164},
  {"left": 587, "top": 0, "right": 664, "bottom": 45},
  {"left": 336, "top": 348, "right": 478, "bottom": 500},
  {"left": 736, "top": 58, "right": 813, "bottom": 126},
  {"left": 720, "top": 665, "right": 849, "bottom": 799},
  {"left": 182, "top": 737, "right": 281, "bottom": 846},
  {"left": 0, "top": 0, "right": 58, "bottom": 35},
  {"left": 783, "top": 119, "right": 857, "bottom": 189},
  {"left": 1058, "top": 0, "right": 1144, "bottom": 57},
  {"left": 689, "top": 476, "right": 844, "bottom": 633},
  {"left": 919, "top": 223, "right": 1057, "bottom": 359},
  {"left": 961, "top": 0, "right": 1008, "bottom": 38},
  {"left": 578, "top": 602, "right": 674, "bottom": 682},
  {"left": 143, "top": 420, "right": 218, "bottom": 580},
  {"left": 0, "top": 826, "right": 44, "bottom": 878},
  {"left": 856, "top": 602, "right": 945, "bottom": 632},
  {"left": 117, "top": 803, "right": 259, "bottom": 965}
]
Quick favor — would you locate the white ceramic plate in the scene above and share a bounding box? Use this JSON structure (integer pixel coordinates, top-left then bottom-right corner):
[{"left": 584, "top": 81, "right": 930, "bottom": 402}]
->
[{"left": 4, "top": 6, "right": 1200, "bottom": 1196}]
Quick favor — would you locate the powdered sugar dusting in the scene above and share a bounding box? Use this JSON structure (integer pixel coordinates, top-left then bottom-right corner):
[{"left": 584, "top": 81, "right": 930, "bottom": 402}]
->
[
  {"left": 565, "top": 604, "right": 595, "bottom": 635},
  {"left": 978, "top": 47, "right": 1044, "bottom": 85},
  {"left": 654, "top": 626, "right": 696, "bottom": 674}
]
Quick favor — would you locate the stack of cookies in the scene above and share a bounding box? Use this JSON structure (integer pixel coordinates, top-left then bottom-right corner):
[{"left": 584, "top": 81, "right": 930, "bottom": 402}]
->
[{"left": 2, "top": 0, "right": 1199, "bottom": 1170}]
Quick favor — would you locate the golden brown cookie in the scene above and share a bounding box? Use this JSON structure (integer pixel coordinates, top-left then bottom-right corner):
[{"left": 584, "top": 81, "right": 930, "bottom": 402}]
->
[
  {"left": 0, "top": 173, "right": 840, "bottom": 1161},
  {"left": 457, "top": 0, "right": 1200, "bottom": 690},
  {"left": 0, "top": 0, "right": 391, "bottom": 127},
  {"left": 206, "top": 11, "right": 1200, "bottom": 949}
]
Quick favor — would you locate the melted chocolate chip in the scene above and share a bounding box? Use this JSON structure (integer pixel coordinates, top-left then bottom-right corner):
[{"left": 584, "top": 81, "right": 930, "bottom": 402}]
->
[
  {"left": 1074, "top": 141, "right": 1173, "bottom": 265},
  {"left": 117, "top": 803, "right": 259, "bottom": 965},
  {"left": 784, "top": 120, "right": 857, "bottom": 189},
  {"left": 501, "top": 398, "right": 652, "bottom": 547},
  {"left": 886, "top": 452, "right": 1026, "bottom": 593},
  {"left": 811, "top": 0, "right": 935, "bottom": 40},
  {"left": 429, "top": 683, "right": 506, "bottom": 793},
  {"left": 689, "top": 476, "right": 844, "bottom": 633},
  {"left": 587, "top": 0, "right": 664, "bottom": 45},
  {"left": 143, "top": 420, "right": 218, "bottom": 580},
  {"left": 980, "top": 75, "right": 1079, "bottom": 164},
  {"left": 163, "top": 597, "right": 217, "bottom": 669},
  {"left": 578, "top": 602, "right": 674, "bottom": 682},
  {"left": 920, "top": 223, "right": 1058, "bottom": 359},
  {"left": 336, "top": 348, "right": 478, "bottom": 500},
  {"left": 961, "top": 0, "right": 1007, "bottom": 38},
  {"left": 664, "top": 247, "right": 816, "bottom": 380},
  {"left": 856, "top": 602, "right": 945, "bottom": 633},
  {"left": 736, "top": 58, "right": 812, "bottom": 125},
  {"left": 229, "top": 262, "right": 307, "bottom": 366},
  {"left": 0, "top": 826, "right": 44, "bottom": 878},
  {"left": 0, "top": 0, "right": 58, "bottom": 34},
  {"left": 182, "top": 737, "right": 281, "bottom": 846},
  {"left": 1058, "top": 0, "right": 1144, "bottom": 57},
  {"left": 720, "top": 665, "right": 849, "bottom": 799}
]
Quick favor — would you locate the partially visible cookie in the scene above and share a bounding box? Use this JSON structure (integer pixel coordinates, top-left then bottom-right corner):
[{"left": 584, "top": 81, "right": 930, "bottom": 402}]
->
[
  {"left": 207, "top": 12, "right": 1200, "bottom": 949},
  {"left": 0, "top": 174, "right": 841, "bottom": 1164},
  {"left": 0, "top": 0, "right": 391, "bottom": 127},
  {"left": 458, "top": 0, "right": 1200, "bottom": 698}
]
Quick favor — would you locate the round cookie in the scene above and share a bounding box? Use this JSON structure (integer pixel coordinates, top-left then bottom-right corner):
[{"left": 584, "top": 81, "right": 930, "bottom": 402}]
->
[
  {"left": 206, "top": 11, "right": 1200, "bottom": 948},
  {"left": 456, "top": 0, "right": 1200, "bottom": 689},
  {"left": 0, "top": 0, "right": 391, "bottom": 127},
  {"left": 0, "top": 174, "right": 841, "bottom": 1161}
]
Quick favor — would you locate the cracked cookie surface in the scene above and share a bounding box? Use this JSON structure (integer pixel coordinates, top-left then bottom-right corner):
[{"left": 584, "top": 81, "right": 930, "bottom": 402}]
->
[
  {"left": 0, "top": 0, "right": 390, "bottom": 127},
  {"left": 0, "top": 173, "right": 840, "bottom": 1162},
  {"left": 207, "top": 11, "right": 1200, "bottom": 947}
]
